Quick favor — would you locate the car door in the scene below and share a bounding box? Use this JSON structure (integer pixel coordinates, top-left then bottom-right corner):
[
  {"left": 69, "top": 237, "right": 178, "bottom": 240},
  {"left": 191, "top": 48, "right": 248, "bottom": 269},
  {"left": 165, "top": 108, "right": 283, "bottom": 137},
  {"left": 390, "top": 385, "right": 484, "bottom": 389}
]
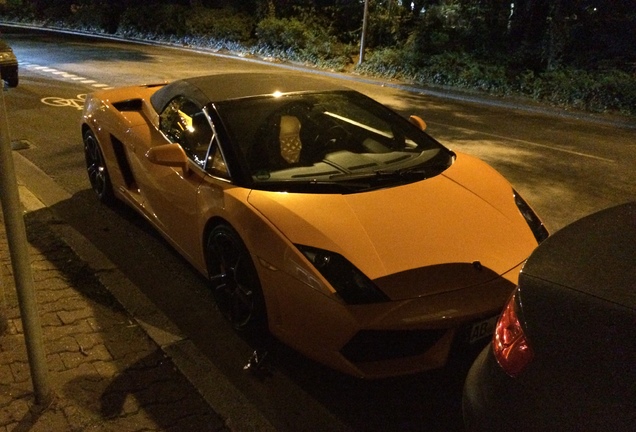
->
[{"left": 139, "top": 96, "right": 215, "bottom": 262}]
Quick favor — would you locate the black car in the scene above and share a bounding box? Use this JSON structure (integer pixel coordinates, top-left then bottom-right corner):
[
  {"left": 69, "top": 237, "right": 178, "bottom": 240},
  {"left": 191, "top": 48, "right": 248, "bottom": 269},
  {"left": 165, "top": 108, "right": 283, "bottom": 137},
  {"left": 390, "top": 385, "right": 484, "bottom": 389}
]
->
[
  {"left": 462, "top": 201, "right": 636, "bottom": 431},
  {"left": 0, "top": 39, "right": 18, "bottom": 87}
]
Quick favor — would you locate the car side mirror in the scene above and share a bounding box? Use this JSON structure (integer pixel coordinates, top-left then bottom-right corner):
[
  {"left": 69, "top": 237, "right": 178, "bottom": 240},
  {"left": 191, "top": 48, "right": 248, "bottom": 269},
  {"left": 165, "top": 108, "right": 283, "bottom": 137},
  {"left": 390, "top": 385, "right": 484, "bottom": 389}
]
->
[
  {"left": 145, "top": 143, "right": 189, "bottom": 175},
  {"left": 409, "top": 115, "right": 427, "bottom": 131}
]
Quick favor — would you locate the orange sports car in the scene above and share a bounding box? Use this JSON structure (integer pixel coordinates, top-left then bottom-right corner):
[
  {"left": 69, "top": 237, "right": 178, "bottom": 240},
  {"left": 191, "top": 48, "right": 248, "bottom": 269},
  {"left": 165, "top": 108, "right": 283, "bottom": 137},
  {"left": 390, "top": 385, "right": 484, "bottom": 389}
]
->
[{"left": 81, "top": 72, "right": 548, "bottom": 378}]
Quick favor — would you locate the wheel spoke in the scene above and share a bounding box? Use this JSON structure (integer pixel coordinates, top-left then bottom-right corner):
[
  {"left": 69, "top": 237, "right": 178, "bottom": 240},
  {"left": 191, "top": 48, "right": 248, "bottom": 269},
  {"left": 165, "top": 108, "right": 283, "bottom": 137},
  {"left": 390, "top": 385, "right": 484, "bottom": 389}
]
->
[
  {"left": 83, "top": 132, "right": 113, "bottom": 202},
  {"left": 207, "top": 228, "right": 263, "bottom": 331},
  {"left": 210, "top": 272, "right": 229, "bottom": 287},
  {"left": 87, "top": 163, "right": 98, "bottom": 181},
  {"left": 229, "top": 283, "right": 253, "bottom": 327}
]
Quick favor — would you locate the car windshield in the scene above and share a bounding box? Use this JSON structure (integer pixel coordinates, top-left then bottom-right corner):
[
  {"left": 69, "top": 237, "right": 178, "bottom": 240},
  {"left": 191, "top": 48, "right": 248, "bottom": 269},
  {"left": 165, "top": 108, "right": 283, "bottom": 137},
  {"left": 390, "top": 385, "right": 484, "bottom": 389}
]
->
[{"left": 216, "top": 90, "right": 454, "bottom": 193}]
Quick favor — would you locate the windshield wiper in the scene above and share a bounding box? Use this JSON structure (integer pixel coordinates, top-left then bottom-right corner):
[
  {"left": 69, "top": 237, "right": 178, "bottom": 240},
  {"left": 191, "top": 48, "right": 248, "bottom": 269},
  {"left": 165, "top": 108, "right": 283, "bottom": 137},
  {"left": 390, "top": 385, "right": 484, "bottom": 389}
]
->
[
  {"left": 254, "top": 179, "right": 373, "bottom": 193},
  {"left": 329, "top": 167, "right": 428, "bottom": 181},
  {"left": 395, "top": 163, "right": 450, "bottom": 177}
]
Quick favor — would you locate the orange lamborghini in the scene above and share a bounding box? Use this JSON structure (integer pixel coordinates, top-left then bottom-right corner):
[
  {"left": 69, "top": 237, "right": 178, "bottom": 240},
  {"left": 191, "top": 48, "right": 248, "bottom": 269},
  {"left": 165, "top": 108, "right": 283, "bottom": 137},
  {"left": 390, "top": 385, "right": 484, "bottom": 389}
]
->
[{"left": 81, "top": 73, "right": 548, "bottom": 378}]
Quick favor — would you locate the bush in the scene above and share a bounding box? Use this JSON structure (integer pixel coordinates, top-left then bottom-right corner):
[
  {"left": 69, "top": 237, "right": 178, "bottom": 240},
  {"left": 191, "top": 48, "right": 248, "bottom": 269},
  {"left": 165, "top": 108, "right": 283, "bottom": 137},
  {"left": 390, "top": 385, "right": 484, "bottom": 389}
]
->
[
  {"left": 118, "top": 5, "right": 188, "bottom": 37},
  {"left": 65, "top": 4, "right": 111, "bottom": 33},
  {"left": 357, "top": 47, "right": 636, "bottom": 115},
  {"left": 255, "top": 15, "right": 350, "bottom": 70},
  {"left": 184, "top": 7, "right": 254, "bottom": 42},
  {"left": 358, "top": 50, "right": 509, "bottom": 93},
  {"left": 530, "top": 68, "right": 636, "bottom": 114},
  {"left": 0, "top": 1, "right": 38, "bottom": 22},
  {"left": 424, "top": 53, "right": 509, "bottom": 92},
  {"left": 256, "top": 17, "right": 307, "bottom": 50},
  {"left": 355, "top": 47, "right": 415, "bottom": 78}
]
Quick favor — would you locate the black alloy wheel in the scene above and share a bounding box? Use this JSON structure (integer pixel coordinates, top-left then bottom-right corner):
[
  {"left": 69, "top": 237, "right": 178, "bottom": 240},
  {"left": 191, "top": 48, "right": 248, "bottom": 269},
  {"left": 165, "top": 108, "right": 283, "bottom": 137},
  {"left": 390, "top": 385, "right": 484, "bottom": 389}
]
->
[
  {"left": 83, "top": 129, "right": 114, "bottom": 203},
  {"left": 206, "top": 225, "right": 267, "bottom": 332}
]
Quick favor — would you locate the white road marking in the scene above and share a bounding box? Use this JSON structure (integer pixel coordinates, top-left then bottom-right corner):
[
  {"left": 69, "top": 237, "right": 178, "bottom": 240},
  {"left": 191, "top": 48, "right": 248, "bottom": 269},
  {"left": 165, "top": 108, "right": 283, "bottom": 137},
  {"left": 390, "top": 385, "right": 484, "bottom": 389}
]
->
[
  {"left": 20, "top": 62, "right": 114, "bottom": 91},
  {"left": 431, "top": 122, "right": 616, "bottom": 163},
  {"left": 490, "top": 132, "right": 615, "bottom": 162}
]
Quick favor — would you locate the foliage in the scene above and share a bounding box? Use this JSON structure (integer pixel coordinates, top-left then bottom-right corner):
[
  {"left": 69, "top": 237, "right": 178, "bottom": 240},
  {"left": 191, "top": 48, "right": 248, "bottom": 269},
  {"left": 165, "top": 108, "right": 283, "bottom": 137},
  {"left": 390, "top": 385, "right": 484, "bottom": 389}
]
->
[
  {"left": 0, "top": 0, "right": 633, "bottom": 115},
  {"left": 255, "top": 9, "right": 351, "bottom": 70},
  {"left": 419, "top": 52, "right": 509, "bottom": 93},
  {"left": 358, "top": 48, "right": 636, "bottom": 115},
  {"left": 184, "top": 7, "right": 254, "bottom": 42},
  {"left": 118, "top": 4, "right": 189, "bottom": 37},
  {"left": 529, "top": 69, "right": 636, "bottom": 115},
  {"left": 256, "top": 16, "right": 306, "bottom": 50}
]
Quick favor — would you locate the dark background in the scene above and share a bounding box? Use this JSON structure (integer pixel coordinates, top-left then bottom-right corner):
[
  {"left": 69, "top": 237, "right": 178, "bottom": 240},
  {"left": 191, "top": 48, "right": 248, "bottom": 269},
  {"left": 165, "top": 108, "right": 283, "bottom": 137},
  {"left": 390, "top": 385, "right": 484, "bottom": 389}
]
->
[{"left": 2, "top": 0, "right": 635, "bottom": 115}]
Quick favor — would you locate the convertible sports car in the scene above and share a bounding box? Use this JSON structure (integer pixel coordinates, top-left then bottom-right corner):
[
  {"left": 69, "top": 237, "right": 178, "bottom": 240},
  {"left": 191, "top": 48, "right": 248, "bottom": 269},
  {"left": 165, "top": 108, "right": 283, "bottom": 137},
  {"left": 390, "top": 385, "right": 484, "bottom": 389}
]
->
[{"left": 81, "top": 72, "right": 548, "bottom": 378}]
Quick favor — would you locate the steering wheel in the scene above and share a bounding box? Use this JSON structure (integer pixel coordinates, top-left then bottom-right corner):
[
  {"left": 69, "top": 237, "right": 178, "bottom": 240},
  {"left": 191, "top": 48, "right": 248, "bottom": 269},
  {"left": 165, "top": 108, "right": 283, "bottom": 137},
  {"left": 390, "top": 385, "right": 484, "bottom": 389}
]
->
[{"left": 315, "top": 125, "right": 349, "bottom": 151}]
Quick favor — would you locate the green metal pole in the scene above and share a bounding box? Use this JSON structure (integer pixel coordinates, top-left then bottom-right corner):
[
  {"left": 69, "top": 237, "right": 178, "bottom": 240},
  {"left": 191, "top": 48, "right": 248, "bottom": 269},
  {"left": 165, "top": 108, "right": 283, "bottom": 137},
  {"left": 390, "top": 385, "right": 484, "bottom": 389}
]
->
[
  {"left": 0, "top": 82, "right": 52, "bottom": 406},
  {"left": 358, "top": 0, "right": 370, "bottom": 66}
]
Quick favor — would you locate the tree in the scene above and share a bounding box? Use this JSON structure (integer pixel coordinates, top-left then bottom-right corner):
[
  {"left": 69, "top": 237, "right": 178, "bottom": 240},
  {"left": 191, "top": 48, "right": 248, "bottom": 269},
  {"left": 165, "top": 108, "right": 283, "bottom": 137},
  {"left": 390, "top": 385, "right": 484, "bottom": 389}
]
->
[{"left": 508, "top": 0, "right": 636, "bottom": 71}]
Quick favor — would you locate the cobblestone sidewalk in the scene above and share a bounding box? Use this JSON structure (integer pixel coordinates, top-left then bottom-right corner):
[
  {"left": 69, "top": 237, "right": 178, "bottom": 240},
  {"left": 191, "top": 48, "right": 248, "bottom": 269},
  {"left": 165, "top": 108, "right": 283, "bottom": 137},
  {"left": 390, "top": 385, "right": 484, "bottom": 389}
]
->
[{"left": 0, "top": 203, "right": 229, "bottom": 431}]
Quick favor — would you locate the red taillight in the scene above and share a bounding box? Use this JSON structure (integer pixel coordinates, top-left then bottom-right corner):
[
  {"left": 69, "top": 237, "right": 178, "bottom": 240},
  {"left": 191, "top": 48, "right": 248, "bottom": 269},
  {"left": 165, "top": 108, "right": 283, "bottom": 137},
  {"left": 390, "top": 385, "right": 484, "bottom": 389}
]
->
[{"left": 492, "top": 292, "right": 534, "bottom": 377}]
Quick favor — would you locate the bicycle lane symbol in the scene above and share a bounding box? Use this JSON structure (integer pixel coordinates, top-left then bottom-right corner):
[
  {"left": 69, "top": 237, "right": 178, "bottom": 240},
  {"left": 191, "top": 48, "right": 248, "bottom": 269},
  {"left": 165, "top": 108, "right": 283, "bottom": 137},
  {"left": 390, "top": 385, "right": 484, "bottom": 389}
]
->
[{"left": 41, "top": 94, "right": 86, "bottom": 110}]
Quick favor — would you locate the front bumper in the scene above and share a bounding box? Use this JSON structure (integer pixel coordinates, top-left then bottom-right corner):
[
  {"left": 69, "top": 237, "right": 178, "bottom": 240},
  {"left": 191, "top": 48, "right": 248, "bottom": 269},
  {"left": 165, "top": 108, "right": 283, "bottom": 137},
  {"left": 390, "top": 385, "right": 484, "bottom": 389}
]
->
[{"left": 262, "top": 260, "right": 521, "bottom": 378}]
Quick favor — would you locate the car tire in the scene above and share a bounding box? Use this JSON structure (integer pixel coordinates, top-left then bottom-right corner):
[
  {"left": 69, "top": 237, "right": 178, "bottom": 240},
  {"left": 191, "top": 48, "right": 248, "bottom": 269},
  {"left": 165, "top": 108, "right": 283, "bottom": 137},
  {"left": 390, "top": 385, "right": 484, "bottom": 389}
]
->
[
  {"left": 6, "top": 73, "right": 18, "bottom": 88},
  {"left": 83, "top": 129, "right": 114, "bottom": 204},
  {"left": 206, "top": 224, "right": 267, "bottom": 333}
]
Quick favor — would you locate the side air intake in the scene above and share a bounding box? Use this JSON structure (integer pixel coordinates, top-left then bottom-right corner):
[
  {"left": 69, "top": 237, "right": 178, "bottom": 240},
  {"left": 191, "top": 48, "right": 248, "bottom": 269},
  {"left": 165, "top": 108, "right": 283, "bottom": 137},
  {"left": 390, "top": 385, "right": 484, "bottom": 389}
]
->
[{"left": 112, "top": 99, "right": 143, "bottom": 112}]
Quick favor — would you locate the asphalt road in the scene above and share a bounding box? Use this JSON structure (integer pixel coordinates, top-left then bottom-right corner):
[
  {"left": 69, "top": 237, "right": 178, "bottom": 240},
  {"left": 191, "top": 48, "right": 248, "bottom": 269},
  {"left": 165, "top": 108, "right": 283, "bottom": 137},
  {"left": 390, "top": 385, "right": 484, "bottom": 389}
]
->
[{"left": 2, "top": 24, "right": 635, "bottom": 432}]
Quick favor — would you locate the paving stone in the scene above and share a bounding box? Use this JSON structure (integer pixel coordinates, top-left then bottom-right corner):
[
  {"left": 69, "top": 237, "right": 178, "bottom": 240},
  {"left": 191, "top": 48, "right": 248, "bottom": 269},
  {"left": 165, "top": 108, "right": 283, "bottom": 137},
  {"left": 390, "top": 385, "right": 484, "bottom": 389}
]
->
[
  {"left": 5, "top": 398, "right": 29, "bottom": 425},
  {"left": 42, "top": 320, "right": 94, "bottom": 340},
  {"left": 8, "top": 362, "right": 30, "bottom": 384},
  {"left": 85, "top": 344, "right": 113, "bottom": 362},
  {"left": 35, "top": 287, "right": 77, "bottom": 304},
  {"left": 73, "top": 333, "right": 103, "bottom": 353},
  {"left": 57, "top": 308, "right": 96, "bottom": 326},
  {"left": 91, "top": 360, "right": 120, "bottom": 380},
  {"left": 38, "top": 311, "right": 62, "bottom": 327},
  {"left": 0, "top": 342, "right": 28, "bottom": 366},
  {"left": 0, "top": 178, "right": 232, "bottom": 431},
  {"left": 44, "top": 353, "right": 65, "bottom": 373},
  {"left": 0, "top": 381, "right": 31, "bottom": 408},
  {"left": 44, "top": 335, "right": 79, "bottom": 356},
  {"left": 39, "top": 296, "right": 89, "bottom": 314},
  {"left": 30, "top": 410, "right": 68, "bottom": 432},
  {"left": 0, "top": 366, "right": 14, "bottom": 386}
]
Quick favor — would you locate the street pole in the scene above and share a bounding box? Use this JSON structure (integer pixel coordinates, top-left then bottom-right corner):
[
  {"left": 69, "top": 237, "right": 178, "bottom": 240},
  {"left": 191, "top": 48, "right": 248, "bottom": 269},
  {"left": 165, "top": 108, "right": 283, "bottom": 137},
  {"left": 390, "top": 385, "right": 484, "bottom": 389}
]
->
[
  {"left": 0, "top": 81, "right": 52, "bottom": 405},
  {"left": 358, "top": 0, "right": 370, "bottom": 66}
]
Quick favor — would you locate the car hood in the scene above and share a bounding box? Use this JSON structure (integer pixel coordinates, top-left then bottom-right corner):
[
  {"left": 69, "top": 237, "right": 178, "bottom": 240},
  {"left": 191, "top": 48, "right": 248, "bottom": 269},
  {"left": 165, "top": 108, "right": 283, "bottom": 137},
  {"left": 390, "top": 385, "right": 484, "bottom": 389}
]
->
[{"left": 247, "top": 153, "right": 538, "bottom": 300}]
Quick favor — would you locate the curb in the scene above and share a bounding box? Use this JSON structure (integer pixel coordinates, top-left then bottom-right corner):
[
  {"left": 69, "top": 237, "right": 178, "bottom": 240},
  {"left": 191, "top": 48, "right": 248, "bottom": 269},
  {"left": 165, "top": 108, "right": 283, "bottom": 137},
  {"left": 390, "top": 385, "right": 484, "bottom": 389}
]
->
[{"left": 12, "top": 151, "right": 277, "bottom": 431}]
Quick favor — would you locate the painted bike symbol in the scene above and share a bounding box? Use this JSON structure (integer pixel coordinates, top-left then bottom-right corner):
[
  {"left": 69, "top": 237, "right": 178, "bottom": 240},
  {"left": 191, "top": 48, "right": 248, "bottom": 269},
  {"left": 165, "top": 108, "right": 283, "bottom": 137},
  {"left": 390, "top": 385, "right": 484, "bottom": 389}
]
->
[{"left": 41, "top": 93, "right": 86, "bottom": 110}]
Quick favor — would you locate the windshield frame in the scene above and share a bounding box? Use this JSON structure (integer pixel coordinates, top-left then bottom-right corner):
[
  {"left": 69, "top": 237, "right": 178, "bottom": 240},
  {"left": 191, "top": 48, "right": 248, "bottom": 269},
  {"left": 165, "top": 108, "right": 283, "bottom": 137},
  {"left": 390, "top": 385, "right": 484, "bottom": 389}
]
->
[{"left": 214, "top": 90, "right": 454, "bottom": 193}]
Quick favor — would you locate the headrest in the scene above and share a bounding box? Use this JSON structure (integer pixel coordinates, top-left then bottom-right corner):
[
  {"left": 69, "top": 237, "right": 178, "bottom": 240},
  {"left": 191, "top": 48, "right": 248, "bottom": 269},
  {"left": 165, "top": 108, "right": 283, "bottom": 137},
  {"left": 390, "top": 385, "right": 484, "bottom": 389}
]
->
[{"left": 280, "top": 115, "right": 301, "bottom": 136}]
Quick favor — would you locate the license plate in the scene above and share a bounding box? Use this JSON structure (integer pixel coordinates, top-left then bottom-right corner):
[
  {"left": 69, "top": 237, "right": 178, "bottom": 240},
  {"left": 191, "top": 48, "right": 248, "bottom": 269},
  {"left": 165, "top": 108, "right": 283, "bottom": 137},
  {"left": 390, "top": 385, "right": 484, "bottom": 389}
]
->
[{"left": 468, "top": 315, "right": 499, "bottom": 344}]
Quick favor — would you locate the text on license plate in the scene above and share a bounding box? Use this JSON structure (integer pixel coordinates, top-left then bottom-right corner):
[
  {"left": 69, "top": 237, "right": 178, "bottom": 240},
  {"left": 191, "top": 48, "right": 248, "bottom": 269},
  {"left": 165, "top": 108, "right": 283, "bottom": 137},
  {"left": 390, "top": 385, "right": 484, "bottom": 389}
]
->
[{"left": 469, "top": 315, "right": 499, "bottom": 344}]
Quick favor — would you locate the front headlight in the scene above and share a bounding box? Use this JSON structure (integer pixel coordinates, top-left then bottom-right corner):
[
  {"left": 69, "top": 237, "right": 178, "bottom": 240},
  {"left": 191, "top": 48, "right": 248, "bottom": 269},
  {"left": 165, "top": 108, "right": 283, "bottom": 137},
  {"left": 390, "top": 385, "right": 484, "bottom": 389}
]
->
[
  {"left": 296, "top": 245, "right": 390, "bottom": 305},
  {"left": 514, "top": 190, "right": 549, "bottom": 243}
]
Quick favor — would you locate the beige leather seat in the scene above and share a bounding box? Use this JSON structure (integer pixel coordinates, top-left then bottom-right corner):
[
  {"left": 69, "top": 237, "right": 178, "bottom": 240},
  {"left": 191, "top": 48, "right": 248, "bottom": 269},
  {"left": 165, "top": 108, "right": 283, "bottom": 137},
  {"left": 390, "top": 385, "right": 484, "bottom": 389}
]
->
[{"left": 279, "top": 115, "right": 302, "bottom": 164}]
